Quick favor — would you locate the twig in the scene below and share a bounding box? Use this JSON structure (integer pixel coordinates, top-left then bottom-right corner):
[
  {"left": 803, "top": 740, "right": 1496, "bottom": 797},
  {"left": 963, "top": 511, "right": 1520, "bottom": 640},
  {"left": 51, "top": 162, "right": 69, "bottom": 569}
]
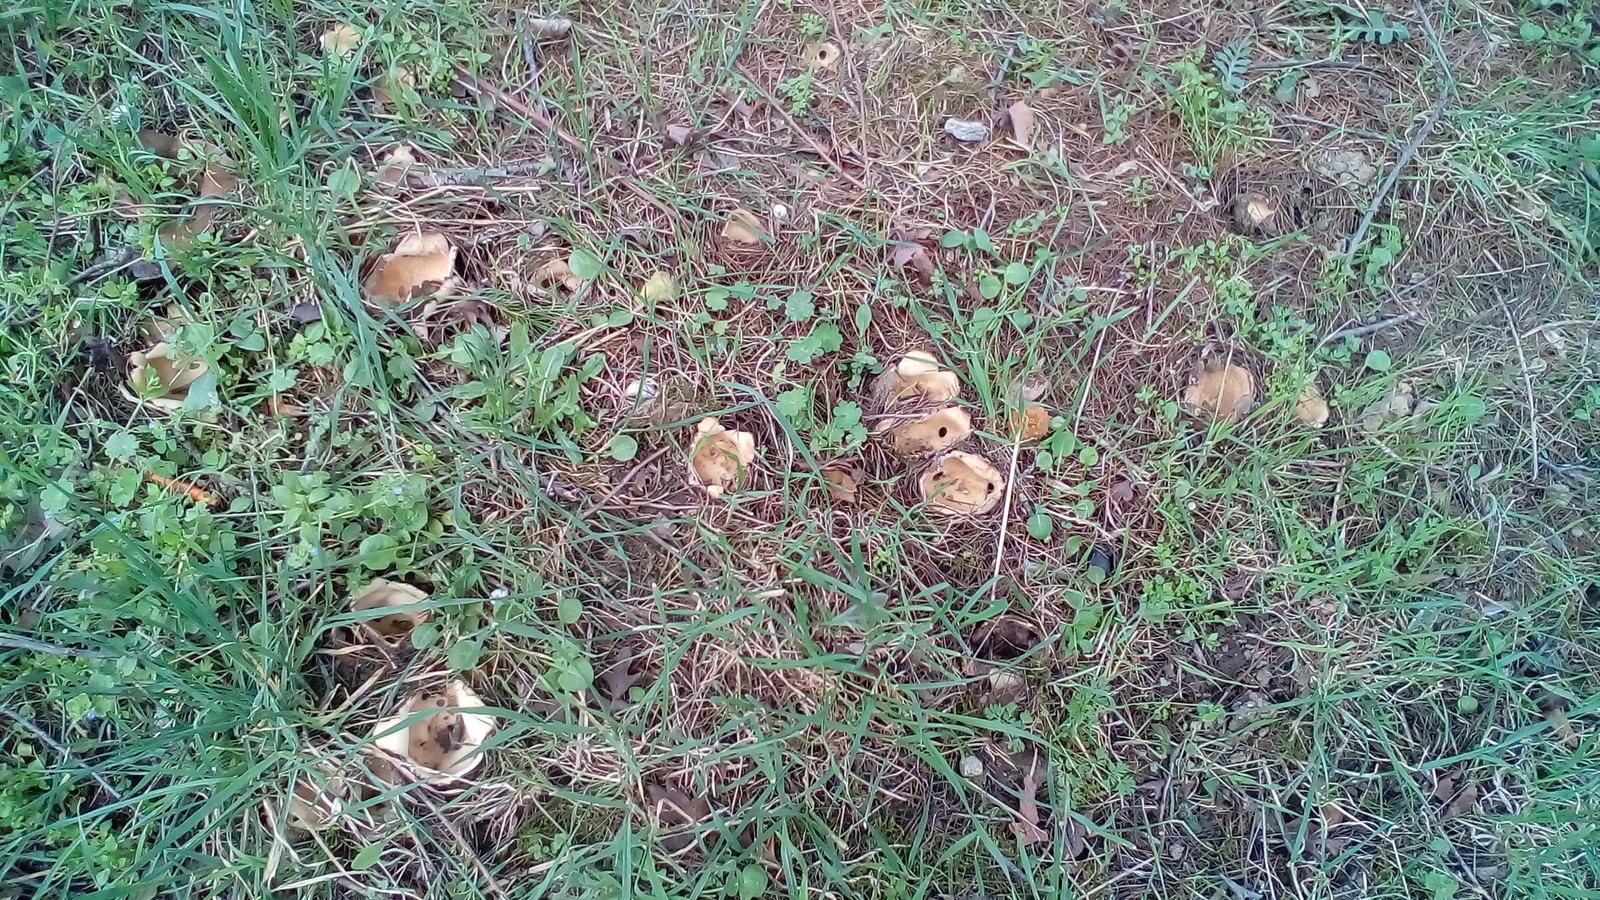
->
[
  {"left": 576, "top": 445, "right": 673, "bottom": 520},
  {"left": 65, "top": 248, "right": 140, "bottom": 287},
  {"left": 0, "top": 704, "right": 123, "bottom": 800},
  {"left": 0, "top": 633, "right": 118, "bottom": 659},
  {"left": 1499, "top": 301, "right": 1541, "bottom": 480},
  {"left": 1317, "top": 311, "right": 1418, "bottom": 347},
  {"left": 1248, "top": 58, "right": 1375, "bottom": 72},
  {"left": 733, "top": 65, "right": 868, "bottom": 189},
  {"left": 450, "top": 64, "right": 598, "bottom": 168},
  {"left": 1342, "top": 2, "right": 1452, "bottom": 270}
]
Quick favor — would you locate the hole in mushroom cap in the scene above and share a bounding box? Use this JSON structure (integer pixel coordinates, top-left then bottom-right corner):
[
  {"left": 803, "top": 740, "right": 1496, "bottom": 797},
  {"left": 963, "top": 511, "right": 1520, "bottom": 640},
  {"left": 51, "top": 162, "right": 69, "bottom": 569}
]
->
[
  {"left": 919, "top": 451, "right": 1005, "bottom": 516},
  {"left": 887, "top": 407, "right": 972, "bottom": 457}
]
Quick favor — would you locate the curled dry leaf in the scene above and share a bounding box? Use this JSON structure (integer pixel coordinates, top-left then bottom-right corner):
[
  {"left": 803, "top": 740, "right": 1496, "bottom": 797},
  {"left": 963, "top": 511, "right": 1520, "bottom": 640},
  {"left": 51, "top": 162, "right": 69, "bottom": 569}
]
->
[
  {"left": 875, "top": 350, "right": 960, "bottom": 405},
  {"left": 1012, "top": 404, "right": 1052, "bottom": 442},
  {"left": 688, "top": 416, "right": 757, "bottom": 499},
  {"left": 823, "top": 469, "right": 858, "bottom": 504},
  {"left": 1293, "top": 384, "right": 1330, "bottom": 427},
  {"left": 286, "top": 760, "right": 347, "bottom": 831},
  {"left": 920, "top": 451, "right": 1004, "bottom": 516},
  {"left": 524, "top": 16, "right": 574, "bottom": 38},
  {"left": 1359, "top": 381, "right": 1416, "bottom": 433},
  {"left": 363, "top": 232, "right": 457, "bottom": 308},
  {"left": 888, "top": 406, "right": 972, "bottom": 457},
  {"left": 644, "top": 784, "right": 713, "bottom": 852},
  {"left": 641, "top": 272, "right": 681, "bottom": 304},
  {"left": 1008, "top": 100, "right": 1036, "bottom": 149},
  {"left": 1012, "top": 751, "right": 1049, "bottom": 846},
  {"left": 892, "top": 242, "right": 937, "bottom": 285},
  {"left": 807, "top": 41, "right": 842, "bottom": 70},
  {"left": 721, "top": 208, "right": 768, "bottom": 246},
  {"left": 320, "top": 23, "right": 362, "bottom": 57},
  {"left": 1182, "top": 361, "right": 1256, "bottom": 421},
  {"left": 127, "top": 342, "right": 208, "bottom": 413},
  {"left": 370, "top": 681, "right": 496, "bottom": 783},
  {"left": 664, "top": 124, "right": 694, "bottom": 147},
  {"left": 349, "top": 578, "right": 430, "bottom": 643}
]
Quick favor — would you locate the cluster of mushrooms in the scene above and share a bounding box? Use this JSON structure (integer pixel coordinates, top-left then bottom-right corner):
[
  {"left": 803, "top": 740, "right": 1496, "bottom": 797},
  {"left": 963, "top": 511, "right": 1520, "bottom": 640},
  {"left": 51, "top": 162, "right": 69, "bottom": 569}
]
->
[
  {"left": 685, "top": 349, "right": 1017, "bottom": 515},
  {"left": 287, "top": 579, "right": 496, "bottom": 831}
]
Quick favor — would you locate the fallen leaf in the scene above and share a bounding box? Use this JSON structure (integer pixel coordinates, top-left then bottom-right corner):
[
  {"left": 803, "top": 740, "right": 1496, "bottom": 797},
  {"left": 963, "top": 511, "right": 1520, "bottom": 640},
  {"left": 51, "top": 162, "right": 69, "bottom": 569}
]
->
[
  {"left": 721, "top": 208, "right": 768, "bottom": 246},
  {"left": 641, "top": 272, "right": 681, "bottom": 303},
  {"left": 944, "top": 117, "right": 990, "bottom": 142},
  {"left": 1012, "top": 405, "right": 1052, "bottom": 442},
  {"left": 371, "top": 66, "right": 417, "bottom": 110},
  {"left": 286, "top": 760, "right": 347, "bottom": 831},
  {"left": 1182, "top": 361, "right": 1256, "bottom": 421},
  {"left": 822, "top": 469, "right": 858, "bottom": 503},
  {"left": 888, "top": 407, "right": 972, "bottom": 456},
  {"left": 321, "top": 23, "right": 362, "bottom": 58},
  {"left": 363, "top": 232, "right": 457, "bottom": 308},
  {"left": 525, "top": 16, "right": 574, "bottom": 38},
  {"left": 1445, "top": 782, "right": 1479, "bottom": 817},
  {"left": 688, "top": 416, "right": 757, "bottom": 499},
  {"left": 807, "top": 40, "right": 842, "bottom": 70},
  {"left": 921, "top": 451, "right": 1004, "bottom": 516},
  {"left": 664, "top": 124, "right": 694, "bottom": 147},
  {"left": 377, "top": 143, "right": 420, "bottom": 186},
  {"left": 1008, "top": 100, "right": 1036, "bottom": 149},
  {"left": 369, "top": 681, "right": 496, "bottom": 783},
  {"left": 892, "top": 242, "right": 937, "bottom": 284},
  {"left": 644, "top": 784, "right": 712, "bottom": 852},
  {"left": 873, "top": 350, "right": 960, "bottom": 405},
  {"left": 349, "top": 578, "right": 430, "bottom": 644},
  {"left": 1294, "top": 384, "right": 1330, "bottom": 427},
  {"left": 1012, "top": 752, "right": 1048, "bottom": 846},
  {"left": 137, "top": 129, "right": 184, "bottom": 159}
]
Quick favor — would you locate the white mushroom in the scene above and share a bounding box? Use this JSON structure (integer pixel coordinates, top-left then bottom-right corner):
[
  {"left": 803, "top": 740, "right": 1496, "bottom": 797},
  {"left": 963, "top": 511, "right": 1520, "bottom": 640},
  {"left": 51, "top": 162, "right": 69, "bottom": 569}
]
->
[{"left": 369, "top": 681, "right": 496, "bottom": 783}]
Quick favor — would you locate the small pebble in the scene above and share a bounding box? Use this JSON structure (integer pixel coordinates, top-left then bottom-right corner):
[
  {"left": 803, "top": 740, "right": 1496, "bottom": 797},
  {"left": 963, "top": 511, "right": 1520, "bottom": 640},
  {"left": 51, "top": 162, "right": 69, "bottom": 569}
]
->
[
  {"left": 959, "top": 755, "right": 984, "bottom": 777},
  {"left": 943, "top": 117, "right": 990, "bottom": 142}
]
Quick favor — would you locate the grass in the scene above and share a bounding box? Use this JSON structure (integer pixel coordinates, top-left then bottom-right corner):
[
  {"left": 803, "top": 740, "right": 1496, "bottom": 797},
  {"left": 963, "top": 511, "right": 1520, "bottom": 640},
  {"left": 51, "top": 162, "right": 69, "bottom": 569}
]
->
[{"left": 2, "top": 0, "right": 1598, "bottom": 897}]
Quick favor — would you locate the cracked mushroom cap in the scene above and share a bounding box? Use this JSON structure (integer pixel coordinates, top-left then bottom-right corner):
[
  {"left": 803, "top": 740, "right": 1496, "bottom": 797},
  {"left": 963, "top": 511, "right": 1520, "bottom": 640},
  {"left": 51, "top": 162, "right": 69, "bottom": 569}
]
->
[
  {"left": 920, "top": 451, "right": 1005, "bottom": 516},
  {"left": 349, "top": 578, "right": 430, "bottom": 644},
  {"left": 874, "top": 349, "right": 960, "bottom": 405},
  {"left": 688, "top": 417, "right": 757, "bottom": 498},
  {"left": 362, "top": 232, "right": 457, "bottom": 307},
  {"left": 127, "top": 341, "right": 208, "bottom": 412},
  {"left": 887, "top": 406, "right": 973, "bottom": 457},
  {"left": 1181, "top": 361, "right": 1256, "bottom": 421},
  {"left": 369, "top": 682, "right": 496, "bottom": 783}
]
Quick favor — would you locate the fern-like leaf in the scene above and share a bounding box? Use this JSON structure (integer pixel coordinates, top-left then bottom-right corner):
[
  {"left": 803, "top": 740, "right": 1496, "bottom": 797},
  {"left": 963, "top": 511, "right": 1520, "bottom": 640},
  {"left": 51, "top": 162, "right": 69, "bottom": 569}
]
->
[{"left": 1214, "top": 38, "right": 1252, "bottom": 93}]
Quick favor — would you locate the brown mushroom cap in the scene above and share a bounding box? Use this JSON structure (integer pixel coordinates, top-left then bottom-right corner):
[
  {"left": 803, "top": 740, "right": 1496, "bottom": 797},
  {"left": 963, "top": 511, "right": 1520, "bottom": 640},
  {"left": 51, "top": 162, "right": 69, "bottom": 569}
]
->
[
  {"left": 920, "top": 451, "right": 1005, "bottom": 516},
  {"left": 1182, "top": 363, "right": 1256, "bottom": 421},
  {"left": 887, "top": 406, "right": 973, "bottom": 457},
  {"left": 873, "top": 350, "right": 960, "bottom": 406},
  {"left": 349, "top": 578, "right": 430, "bottom": 643},
  {"left": 362, "top": 232, "right": 456, "bottom": 307},
  {"left": 688, "top": 417, "right": 757, "bottom": 498},
  {"left": 369, "top": 681, "right": 496, "bottom": 783}
]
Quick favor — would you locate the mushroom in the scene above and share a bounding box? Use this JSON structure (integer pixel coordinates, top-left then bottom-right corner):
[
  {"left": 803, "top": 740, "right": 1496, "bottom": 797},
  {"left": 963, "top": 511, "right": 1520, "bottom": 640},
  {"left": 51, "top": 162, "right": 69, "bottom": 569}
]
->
[
  {"left": 285, "top": 761, "right": 347, "bottom": 831},
  {"left": 127, "top": 342, "right": 208, "bottom": 413},
  {"left": 349, "top": 578, "right": 430, "bottom": 644},
  {"left": 369, "top": 681, "right": 496, "bottom": 783},
  {"left": 1293, "top": 385, "right": 1330, "bottom": 427},
  {"left": 886, "top": 406, "right": 973, "bottom": 457},
  {"left": 822, "top": 469, "right": 858, "bottom": 504},
  {"left": 1011, "top": 404, "right": 1053, "bottom": 442},
  {"left": 920, "top": 451, "right": 1005, "bottom": 516},
  {"left": 1181, "top": 360, "right": 1256, "bottom": 421},
  {"left": 687, "top": 417, "right": 757, "bottom": 498},
  {"left": 873, "top": 350, "right": 960, "bottom": 405},
  {"left": 362, "top": 232, "right": 456, "bottom": 308}
]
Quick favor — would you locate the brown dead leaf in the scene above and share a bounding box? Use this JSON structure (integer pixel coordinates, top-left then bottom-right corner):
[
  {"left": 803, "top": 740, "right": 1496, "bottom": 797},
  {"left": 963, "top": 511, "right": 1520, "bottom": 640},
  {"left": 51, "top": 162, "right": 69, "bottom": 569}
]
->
[
  {"left": 921, "top": 451, "right": 1004, "bottom": 516},
  {"left": 822, "top": 469, "right": 858, "bottom": 504},
  {"left": 721, "top": 208, "right": 768, "bottom": 246},
  {"left": 888, "top": 407, "right": 972, "bottom": 457},
  {"left": 320, "top": 23, "right": 362, "bottom": 57},
  {"left": 1294, "top": 384, "right": 1330, "bottom": 427},
  {"left": 363, "top": 232, "right": 457, "bottom": 308},
  {"left": 688, "top": 416, "right": 757, "bottom": 499},
  {"left": 1008, "top": 99, "right": 1036, "bottom": 149},
  {"left": 1011, "top": 405, "right": 1052, "bottom": 442},
  {"left": 891, "top": 242, "right": 937, "bottom": 285},
  {"left": 137, "top": 130, "right": 184, "bottom": 159},
  {"left": 198, "top": 162, "right": 239, "bottom": 200},
  {"left": 1012, "top": 752, "right": 1048, "bottom": 846},
  {"left": 1182, "top": 361, "right": 1256, "bottom": 421},
  {"left": 664, "top": 124, "right": 694, "bottom": 147},
  {"left": 644, "top": 784, "right": 712, "bottom": 852},
  {"left": 1446, "top": 782, "right": 1479, "bottom": 817},
  {"left": 534, "top": 258, "right": 583, "bottom": 294}
]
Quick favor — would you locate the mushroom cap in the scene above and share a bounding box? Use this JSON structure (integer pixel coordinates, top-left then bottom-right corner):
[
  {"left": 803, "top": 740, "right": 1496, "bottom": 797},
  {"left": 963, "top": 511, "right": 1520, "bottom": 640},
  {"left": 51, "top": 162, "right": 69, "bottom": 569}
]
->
[
  {"left": 370, "top": 682, "right": 496, "bottom": 782},
  {"left": 349, "top": 578, "right": 430, "bottom": 643},
  {"left": 362, "top": 232, "right": 457, "bottom": 307},
  {"left": 1181, "top": 363, "right": 1256, "bottom": 421},
  {"left": 920, "top": 451, "right": 1005, "bottom": 516},
  {"left": 688, "top": 417, "right": 757, "bottom": 498},
  {"left": 886, "top": 406, "right": 973, "bottom": 457},
  {"left": 127, "top": 342, "right": 208, "bottom": 412}
]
